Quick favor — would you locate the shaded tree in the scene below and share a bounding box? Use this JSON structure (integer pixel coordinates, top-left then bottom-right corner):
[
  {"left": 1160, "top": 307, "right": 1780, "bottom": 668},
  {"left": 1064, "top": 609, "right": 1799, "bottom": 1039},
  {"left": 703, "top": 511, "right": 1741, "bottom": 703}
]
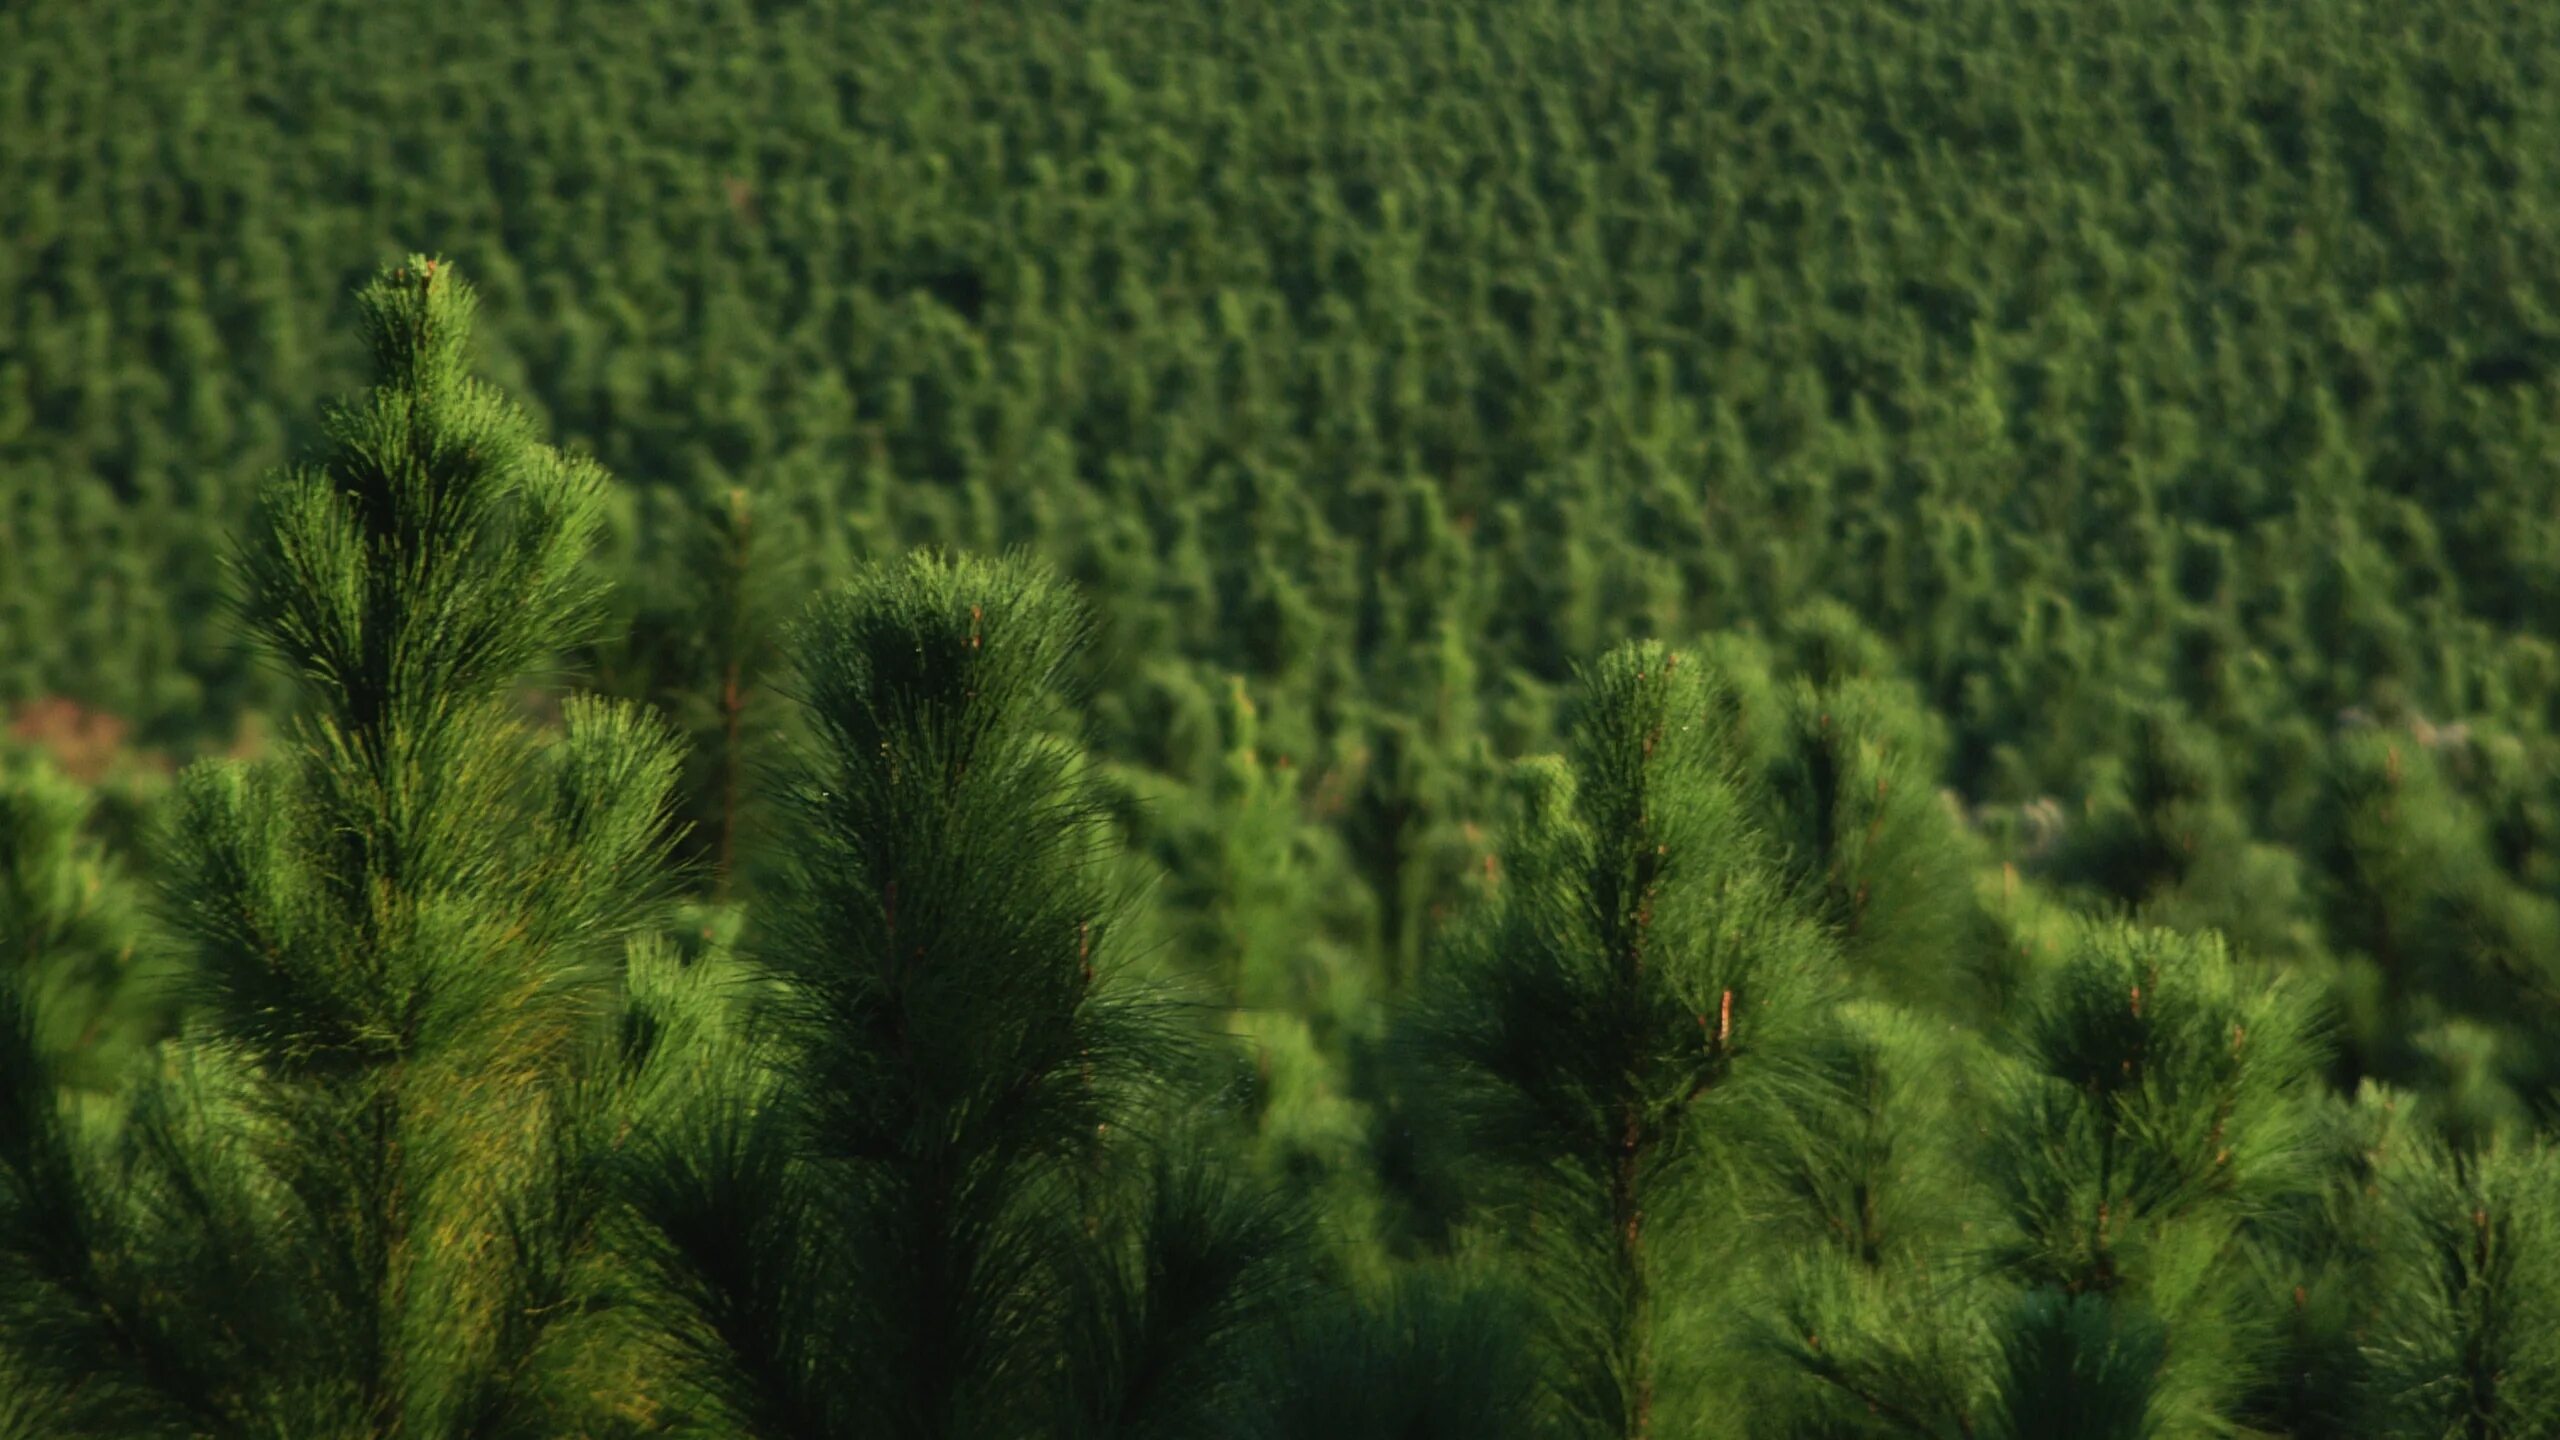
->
[{"left": 602, "top": 551, "right": 1316, "bottom": 1439}]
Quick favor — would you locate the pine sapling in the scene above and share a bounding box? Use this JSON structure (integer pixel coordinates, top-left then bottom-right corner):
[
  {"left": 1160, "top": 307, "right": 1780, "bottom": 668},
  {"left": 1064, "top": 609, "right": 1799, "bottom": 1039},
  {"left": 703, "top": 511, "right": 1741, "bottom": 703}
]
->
[
  {"left": 1397, "top": 641, "right": 1845, "bottom": 1439},
  {"left": 0, "top": 255, "right": 688, "bottom": 1438}
]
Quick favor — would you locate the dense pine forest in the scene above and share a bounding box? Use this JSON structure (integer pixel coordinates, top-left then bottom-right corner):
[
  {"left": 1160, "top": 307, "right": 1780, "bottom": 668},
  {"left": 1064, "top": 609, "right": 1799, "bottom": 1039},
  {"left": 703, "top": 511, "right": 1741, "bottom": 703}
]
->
[{"left": 7, "top": 0, "right": 2560, "bottom": 1434}]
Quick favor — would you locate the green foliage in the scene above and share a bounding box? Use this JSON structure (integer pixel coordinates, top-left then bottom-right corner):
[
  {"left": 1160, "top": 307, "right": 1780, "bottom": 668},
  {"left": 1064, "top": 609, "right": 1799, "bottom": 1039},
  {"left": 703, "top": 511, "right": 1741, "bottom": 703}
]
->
[
  {"left": 15, "top": 0, "right": 2560, "bottom": 1033},
  {"left": 2307, "top": 725, "right": 2560, "bottom": 1132},
  {"left": 599, "top": 551, "right": 1320, "bottom": 1439},
  {"left": 0, "top": 742, "right": 171, "bottom": 1106},
  {"left": 1398, "top": 641, "right": 1850, "bottom": 1438},
  {"left": 590, "top": 470, "right": 809, "bottom": 903},
  {"left": 17, "top": 1, "right": 2560, "bottom": 1432},
  {"left": 1986, "top": 1289, "right": 2173, "bottom": 1440},
  {"left": 1757, "top": 670, "right": 1999, "bottom": 1023},
  {"left": 1751, "top": 919, "right": 2342, "bottom": 1437},
  {"left": 1249, "top": 1264, "right": 1551, "bottom": 1440},
  {"left": 2347, "top": 1123, "right": 2560, "bottom": 1436},
  {"left": 0, "top": 258, "right": 687, "bottom": 1437}
]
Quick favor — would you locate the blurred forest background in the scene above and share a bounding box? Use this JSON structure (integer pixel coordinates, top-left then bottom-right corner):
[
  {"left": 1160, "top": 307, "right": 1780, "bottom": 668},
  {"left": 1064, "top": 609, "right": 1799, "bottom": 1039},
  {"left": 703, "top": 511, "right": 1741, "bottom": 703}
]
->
[{"left": 8, "top": 0, "right": 2560, "bottom": 1434}]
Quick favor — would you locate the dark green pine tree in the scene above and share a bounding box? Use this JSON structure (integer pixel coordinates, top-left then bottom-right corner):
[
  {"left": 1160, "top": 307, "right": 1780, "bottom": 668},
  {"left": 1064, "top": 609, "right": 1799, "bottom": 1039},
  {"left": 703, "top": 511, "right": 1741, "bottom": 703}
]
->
[
  {"left": 0, "top": 256, "right": 689, "bottom": 1438},
  {"left": 1337, "top": 705, "right": 1489, "bottom": 998},
  {"left": 588, "top": 459, "right": 802, "bottom": 905},
  {"left": 2308, "top": 725, "right": 2560, "bottom": 1136},
  {"left": 2050, "top": 704, "right": 2320, "bottom": 972},
  {"left": 1396, "top": 641, "right": 1847, "bottom": 1440},
  {"left": 1247, "top": 1263, "right": 1550, "bottom": 1440},
  {"left": 601, "top": 551, "right": 1314, "bottom": 1440},
  {"left": 1757, "top": 672, "right": 2003, "bottom": 1024},
  {"left": 1746, "top": 601, "right": 2015, "bottom": 1022},
  {"left": 0, "top": 740, "right": 173, "bottom": 1108},
  {"left": 1975, "top": 922, "right": 2336, "bottom": 1437},
  {"left": 1763, "top": 921, "right": 2336, "bottom": 1439},
  {"left": 1739, "top": 1001, "right": 2009, "bottom": 1440},
  {"left": 0, "top": 741, "right": 178, "bottom": 1433},
  {"left": 2345, "top": 1116, "right": 2560, "bottom": 1437}
]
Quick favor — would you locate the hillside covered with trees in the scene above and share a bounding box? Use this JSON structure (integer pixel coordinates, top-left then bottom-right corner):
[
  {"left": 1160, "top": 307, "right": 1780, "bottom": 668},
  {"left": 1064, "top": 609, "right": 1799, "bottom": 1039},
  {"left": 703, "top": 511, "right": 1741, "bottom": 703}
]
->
[{"left": 6, "top": 0, "right": 2560, "bottom": 1435}]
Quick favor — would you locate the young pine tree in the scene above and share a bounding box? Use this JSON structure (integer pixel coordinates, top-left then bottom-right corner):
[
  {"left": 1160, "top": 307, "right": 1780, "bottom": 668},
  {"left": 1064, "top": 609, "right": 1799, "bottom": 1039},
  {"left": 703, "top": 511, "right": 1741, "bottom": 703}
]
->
[
  {"left": 1762, "top": 920, "right": 2336, "bottom": 1438},
  {"left": 0, "top": 255, "right": 688, "bottom": 1438},
  {"left": 1979, "top": 922, "right": 2335, "bottom": 1436},
  {"left": 2346, "top": 1117, "right": 2560, "bottom": 1437},
  {"left": 1756, "top": 673, "right": 2002, "bottom": 1025},
  {"left": 0, "top": 741, "right": 171, "bottom": 1108},
  {"left": 1397, "top": 640, "right": 1847, "bottom": 1440},
  {"left": 1739, "top": 1002, "right": 2009, "bottom": 1440},
  {"left": 589, "top": 461, "right": 802, "bottom": 904},
  {"left": 0, "top": 741, "right": 175, "bottom": 1434},
  {"left": 602, "top": 552, "right": 1313, "bottom": 1440},
  {"left": 2309, "top": 725, "right": 2560, "bottom": 1131},
  {"left": 2051, "top": 704, "right": 2321, "bottom": 973}
]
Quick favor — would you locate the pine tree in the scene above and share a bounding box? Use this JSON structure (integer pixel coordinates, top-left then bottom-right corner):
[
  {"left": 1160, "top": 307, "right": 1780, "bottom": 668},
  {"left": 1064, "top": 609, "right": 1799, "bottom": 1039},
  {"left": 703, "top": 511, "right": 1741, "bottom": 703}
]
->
[
  {"left": 2309, "top": 724, "right": 2560, "bottom": 1129},
  {"left": 0, "top": 741, "right": 184, "bottom": 1436},
  {"left": 2052, "top": 704, "right": 2320, "bottom": 971},
  {"left": 0, "top": 255, "right": 688, "bottom": 1437},
  {"left": 1757, "top": 672, "right": 2000, "bottom": 1024},
  {"left": 1249, "top": 1263, "right": 1549, "bottom": 1440},
  {"left": 588, "top": 460, "right": 801, "bottom": 905},
  {"left": 1162, "top": 678, "right": 1393, "bottom": 1283},
  {"left": 1740, "top": 602, "right": 2015, "bottom": 1022},
  {"left": 1396, "top": 640, "right": 1847, "bottom": 1439},
  {"left": 2346, "top": 1117, "right": 2560, "bottom": 1437},
  {"left": 1338, "top": 707, "right": 1489, "bottom": 998},
  {"left": 0, "top": 740, "right": 171, "bottom": 1107},
  {"left": 1739, "top": 1002, "right": 2009, "bottom": 1439},
  {"left": 1762, "top": 919, "right": 2337, "bottom": 1438},
  {"left": 1976, "top": 921, "right": 2335, "bottom": 1434},
  {"left": 2235, "top": 1080, "right": 2428, "bottom": 1440},
  {"left": 601, "top": 551, "right": 1313, "bottom": 1439}
]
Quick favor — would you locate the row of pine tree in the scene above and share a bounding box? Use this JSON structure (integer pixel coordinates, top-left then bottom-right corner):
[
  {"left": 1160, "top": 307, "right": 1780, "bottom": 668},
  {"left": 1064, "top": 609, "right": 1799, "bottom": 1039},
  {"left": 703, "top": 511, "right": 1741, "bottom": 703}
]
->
[{"left": 8, "top": 259, "right": 2560, "bottom": 1438}]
